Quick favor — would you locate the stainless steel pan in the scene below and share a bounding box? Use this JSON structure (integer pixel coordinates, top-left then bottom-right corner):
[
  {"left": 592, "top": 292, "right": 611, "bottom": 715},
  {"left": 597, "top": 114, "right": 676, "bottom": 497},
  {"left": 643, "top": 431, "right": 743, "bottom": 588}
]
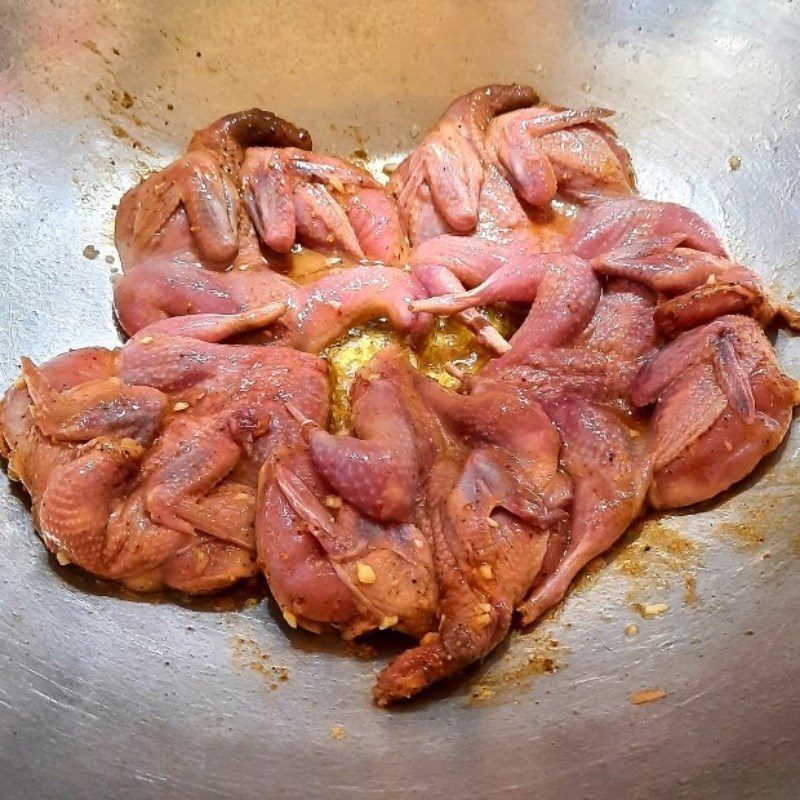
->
[{"left": 0, "top": 2, "right": 798, "bottom": 798}]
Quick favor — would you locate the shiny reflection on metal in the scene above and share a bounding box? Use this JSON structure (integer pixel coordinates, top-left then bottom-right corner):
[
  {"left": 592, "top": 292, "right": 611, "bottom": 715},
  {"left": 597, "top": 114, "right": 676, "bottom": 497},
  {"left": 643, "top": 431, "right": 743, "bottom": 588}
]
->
[{"left": 0, "top": 2, "right": 798, "bottom": 799}]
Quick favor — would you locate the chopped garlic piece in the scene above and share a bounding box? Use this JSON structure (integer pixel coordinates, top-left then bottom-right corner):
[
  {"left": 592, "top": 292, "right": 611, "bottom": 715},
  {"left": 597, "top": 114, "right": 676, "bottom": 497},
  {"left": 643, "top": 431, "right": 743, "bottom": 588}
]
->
[
  {"left": 378, "top": 615, "right": 398, "bottom": 630},
  {"left": 55, "top": 551, "right": 71, "bottom": 566},
  {"left": 194, "top": 548, "right": 210, "bottom": 572},
  {"left": 642, "top": 602, "right": 669, "bottom": 618},
  {"left": 139, "top": 335, "right": 154, "bottom": 344},
  {"left": 330, "top": 724, "right": 346, "bottom": 740},
  {"left": 631, "top": 687, "right": 666, "bottom": 705},
  {"left": 356, "top": 562, "right": 376, "bottom": 585},
  {"left": 172, "top": 401, "right": 190, "bottom": 412},
  {"left": 486, "top": 516, "right": 499, "bottom": 529},
  {"left": 324, "top": 495, "right": 342, "bottom": 509},
  {"left": 624, "top": 624, "right": 639, "bottom": 637},
  {"left": 479, "top": 563, "right": 493, "bottom": 580},
  {"left": 282, "top": 610, "right": 298, "bottom": 629},
  {"left": 328, "top": 176, "right": 346, "bottom": 194}
]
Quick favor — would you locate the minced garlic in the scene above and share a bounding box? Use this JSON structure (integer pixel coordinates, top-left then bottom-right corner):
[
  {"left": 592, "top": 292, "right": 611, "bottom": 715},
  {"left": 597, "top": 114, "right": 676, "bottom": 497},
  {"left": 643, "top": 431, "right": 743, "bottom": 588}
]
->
[
  {"left": 640, "top": 602, "right": 669, "bottom": 618},
  {"left": 283, "top": 610, "right": 298, "bottom": 629},
  {"left": 356, "top": 562, "right": 376, "bottom": 585},
  {"left": 631, "top": 687, "right": 666, "bottom": 705}
]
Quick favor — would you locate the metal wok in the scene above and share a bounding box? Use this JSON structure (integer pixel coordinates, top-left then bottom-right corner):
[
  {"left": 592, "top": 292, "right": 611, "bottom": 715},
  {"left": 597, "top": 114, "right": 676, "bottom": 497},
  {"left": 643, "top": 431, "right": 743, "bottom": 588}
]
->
[{"left": 0, "top": 1, "right": 798, "bottom": 798}]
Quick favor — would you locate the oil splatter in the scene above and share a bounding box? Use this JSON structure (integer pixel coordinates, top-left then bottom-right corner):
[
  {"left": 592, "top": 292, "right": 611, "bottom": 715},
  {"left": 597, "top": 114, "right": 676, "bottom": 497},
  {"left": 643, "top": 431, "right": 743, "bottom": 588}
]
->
[
  {"left": 285, "top": 246, "right": 340, "bottom": 284},
  {"left": 325, "top": 322, "right": 400, "bottom": 431},
  {"left": 323, "top": 308, "right": 521, "bottom": 431},
  {"left": 416, "top": 308, "right": 521, "bottom": 389}
]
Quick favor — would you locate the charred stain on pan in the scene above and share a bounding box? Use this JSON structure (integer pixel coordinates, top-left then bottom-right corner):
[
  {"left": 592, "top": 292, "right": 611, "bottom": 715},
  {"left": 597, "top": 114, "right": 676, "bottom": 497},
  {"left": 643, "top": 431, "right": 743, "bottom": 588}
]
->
[
  {"left": 230, "top": 634, "right": 290, "bottom": 692},
  {"left": 467, "top": 630, "right": 567, "bottom": 706},
  {"left": 613, "top": 518, "right": 703, "bottom": 607}
]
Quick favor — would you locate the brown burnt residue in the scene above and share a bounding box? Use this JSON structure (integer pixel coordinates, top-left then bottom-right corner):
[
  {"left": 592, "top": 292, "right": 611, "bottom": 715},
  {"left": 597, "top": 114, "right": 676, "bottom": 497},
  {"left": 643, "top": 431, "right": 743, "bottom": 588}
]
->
[
  {"left": 683, "top": 575, "right": 698, "bottom": 606},
  {"left": 567, "top": 554, "right": 609, "bottom": 597},
  {"left": 713, "top": 459, "right": 798, "bottom": 553},
  {"left": 230, "top": 634, "right": 290, "bottom": 691},
  {"left": 612, "top": 517, "right": 703, "bottom": 606},
  {"left": 107, "top": 87, "right": 150, "bottom": 131},
  {"left": 81, "top": 39, "right": 159, "bottom": 157},
  {"left": 108, "top": 87, "right": 135, "bottom": 113},
  {"left": 106, "top": 120, "right": 153, "bottom": 154},
  {"left": 342, "top": 124, "right": 369, "bottom": 167},
  {"left": 350, "top": 149, "right": 369, "bottom": 169},
  {"left": 467, "top": 630, "right": 567, "bottom": 706},
  {"left": 716, "top": 520, "right": 767, "bottom": 551},
  {"left": 716, "top": 501, "right": 789, "bottom": 553},
  {"left": 82, "top": 40, "right": 103, "bottom": 59},
  {"left": 793, "top": 533, "right": 800, "bottom": 557},
  {"left": 341, "top": 639, "right": 379, "bottom": 661}
]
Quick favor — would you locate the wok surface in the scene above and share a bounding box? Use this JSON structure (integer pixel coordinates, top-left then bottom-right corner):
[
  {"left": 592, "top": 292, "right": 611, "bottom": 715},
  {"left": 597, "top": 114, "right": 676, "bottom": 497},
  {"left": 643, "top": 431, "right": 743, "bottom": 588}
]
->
[{"left": 0, "top": 1, "right": 798, "bottom": 798}]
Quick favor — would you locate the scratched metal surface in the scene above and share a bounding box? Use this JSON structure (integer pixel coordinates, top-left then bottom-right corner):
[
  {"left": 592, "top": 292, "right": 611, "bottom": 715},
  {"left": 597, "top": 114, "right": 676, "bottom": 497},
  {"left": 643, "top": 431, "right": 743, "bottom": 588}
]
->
[{"left": 0, "top": 1, "right": 798, "bottom": 798}]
